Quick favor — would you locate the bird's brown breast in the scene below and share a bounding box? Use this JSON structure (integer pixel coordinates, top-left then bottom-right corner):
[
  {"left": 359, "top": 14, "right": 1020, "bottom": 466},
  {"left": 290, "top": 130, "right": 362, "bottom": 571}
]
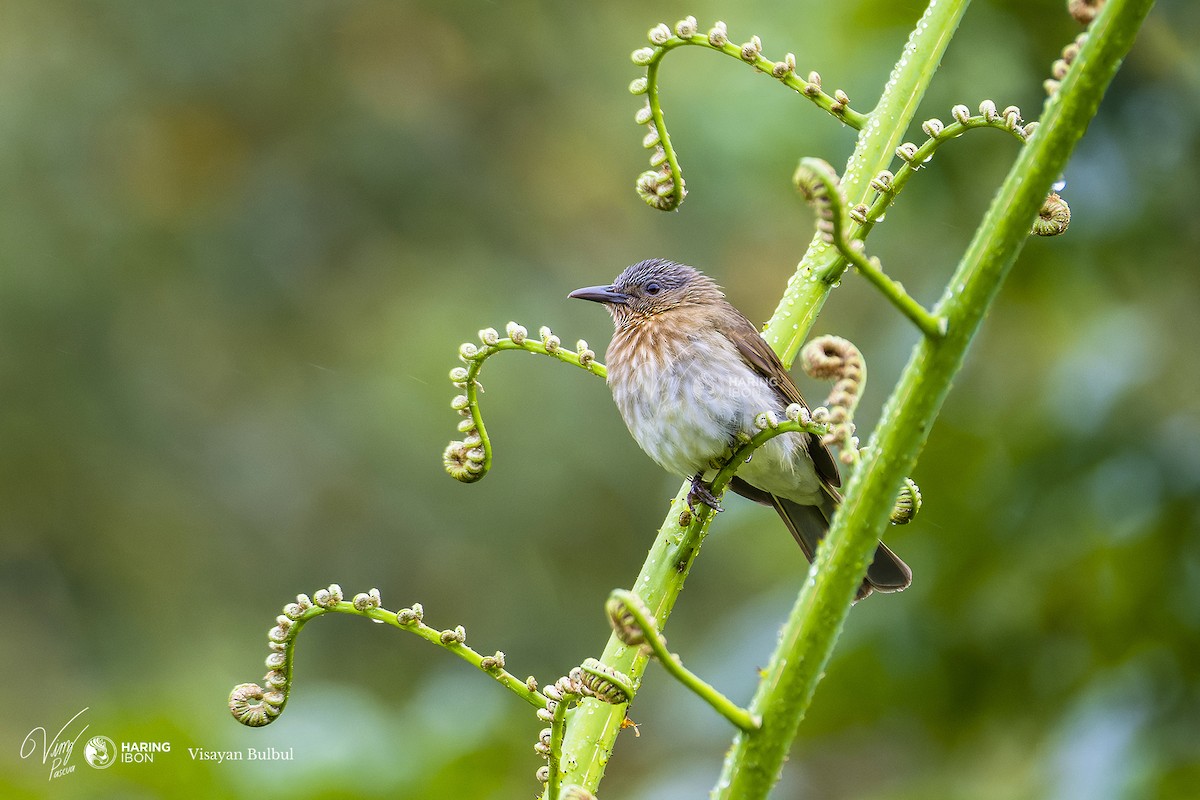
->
[{"left": 607, "top": 306, "right": 719, "bottom": 374}]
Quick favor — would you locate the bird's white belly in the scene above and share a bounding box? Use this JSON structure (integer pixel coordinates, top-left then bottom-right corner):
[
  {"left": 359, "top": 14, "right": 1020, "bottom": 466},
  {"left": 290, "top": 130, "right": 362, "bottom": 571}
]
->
[
  {"left": 736, "top": 433, "right": 824, "bottom": 505},
  {"left": 624, "top": 367, "right": 737, "bottom": 477},
  {"left": 610, "top": 335, "right": 824, "bottom": 505}
]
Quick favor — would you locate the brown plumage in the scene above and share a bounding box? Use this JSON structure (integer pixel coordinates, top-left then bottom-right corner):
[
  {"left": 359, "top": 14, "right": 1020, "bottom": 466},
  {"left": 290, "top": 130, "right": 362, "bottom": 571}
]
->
[{"left": 570, "top": 258, "right": 910, "bottom": 600}]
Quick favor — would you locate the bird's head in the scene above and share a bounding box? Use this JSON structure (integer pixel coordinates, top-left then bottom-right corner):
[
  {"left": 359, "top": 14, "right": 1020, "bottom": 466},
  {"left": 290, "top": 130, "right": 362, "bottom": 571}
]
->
[{"left": 568, "top": 259, "right": 723, "bottom": 327}]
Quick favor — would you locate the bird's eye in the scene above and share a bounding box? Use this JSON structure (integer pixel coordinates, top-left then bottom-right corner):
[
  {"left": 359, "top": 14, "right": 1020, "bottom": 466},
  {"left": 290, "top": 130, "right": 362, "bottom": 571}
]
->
[{"left": 644, "top": 282, "right": 661, "bottom": 296}]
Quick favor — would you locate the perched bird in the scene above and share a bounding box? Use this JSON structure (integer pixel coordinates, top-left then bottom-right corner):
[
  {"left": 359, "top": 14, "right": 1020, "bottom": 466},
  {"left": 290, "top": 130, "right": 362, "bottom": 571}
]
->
[{"left": 569, "top": 258, "right": 910, "bottom": 599}]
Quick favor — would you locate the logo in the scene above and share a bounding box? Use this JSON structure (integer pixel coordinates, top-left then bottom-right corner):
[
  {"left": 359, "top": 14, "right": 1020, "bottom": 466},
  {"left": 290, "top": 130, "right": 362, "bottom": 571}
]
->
[{"left": 84, "top": 735, "right": 117, "bottom": 769}]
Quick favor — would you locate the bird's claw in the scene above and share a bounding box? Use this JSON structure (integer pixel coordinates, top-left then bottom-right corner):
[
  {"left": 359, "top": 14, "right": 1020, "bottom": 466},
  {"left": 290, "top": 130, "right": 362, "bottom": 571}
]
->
[{"left": 687, "top": 477, "right": 723, "bottom": 514}]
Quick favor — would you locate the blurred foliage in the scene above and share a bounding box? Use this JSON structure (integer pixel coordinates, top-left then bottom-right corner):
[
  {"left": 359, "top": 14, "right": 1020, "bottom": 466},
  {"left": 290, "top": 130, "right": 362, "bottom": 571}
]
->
[{"left": 2, "top": 1, "right": 1198, "bottom": 798}]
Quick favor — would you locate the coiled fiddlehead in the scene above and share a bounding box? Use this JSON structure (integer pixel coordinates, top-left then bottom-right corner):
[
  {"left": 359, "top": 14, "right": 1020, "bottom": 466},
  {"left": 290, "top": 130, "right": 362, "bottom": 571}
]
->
[
  {"left": 630, "top": 16, "right": 869, "bottom": 212},
  {"left": 444, "top": 323, "right": 605, "bottom": 483}
]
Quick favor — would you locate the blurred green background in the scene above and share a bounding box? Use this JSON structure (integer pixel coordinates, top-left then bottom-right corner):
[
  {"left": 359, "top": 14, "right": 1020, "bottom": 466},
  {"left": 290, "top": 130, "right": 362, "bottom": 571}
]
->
[{"left": 3, "top": 1, "right": 1197, "bottom": 798}]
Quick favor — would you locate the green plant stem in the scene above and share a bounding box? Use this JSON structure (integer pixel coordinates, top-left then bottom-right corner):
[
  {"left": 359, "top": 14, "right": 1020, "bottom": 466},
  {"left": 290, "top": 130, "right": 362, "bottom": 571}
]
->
[
  {"left": 715, "top": 1, "right": 1155, "bottom": 796},
  {"left": 651, "top": 36, "right": 870, "bottom": 129},
  {"left": 546, "top": 690, "right": 573, "bottom": 799},
  {"left": 350, "top": 604, "right": 547, "bottom": 710},
  {"left": 841, "top": 243, "right": 946, "bottom": 337},
  {"left": 856, "top": 113, "right": 1030, "bottom": 238},
  {"left": 609, "top": 589, "right": 760, "bottom": 732},
  {"left": 643, "top": 54, "right": 686, "bottom": 207},
  {"left": 762, "top": 0, "right": 972, "bottom": 362}
]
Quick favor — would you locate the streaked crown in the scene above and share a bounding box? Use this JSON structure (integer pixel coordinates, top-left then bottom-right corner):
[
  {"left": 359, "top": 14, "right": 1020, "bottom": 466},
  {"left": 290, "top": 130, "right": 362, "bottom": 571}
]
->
[{"left": 602, "top": 259, "right": 724, "bottom": 326}]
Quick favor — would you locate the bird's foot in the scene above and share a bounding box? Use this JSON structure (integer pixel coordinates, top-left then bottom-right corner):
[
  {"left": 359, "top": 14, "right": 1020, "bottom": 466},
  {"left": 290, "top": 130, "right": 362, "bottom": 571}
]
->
[{"left": 687, "top": 476, "right": 723, "bottom": 514}]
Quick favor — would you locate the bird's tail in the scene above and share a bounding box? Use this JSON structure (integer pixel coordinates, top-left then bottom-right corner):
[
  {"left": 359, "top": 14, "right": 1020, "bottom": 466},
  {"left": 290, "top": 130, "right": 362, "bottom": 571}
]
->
[
  {"left": 729, "top": 477, "right": 911, "bottom": 601},
  {"left": 773, "top": 493, "right": 911, "bottom": 601}
]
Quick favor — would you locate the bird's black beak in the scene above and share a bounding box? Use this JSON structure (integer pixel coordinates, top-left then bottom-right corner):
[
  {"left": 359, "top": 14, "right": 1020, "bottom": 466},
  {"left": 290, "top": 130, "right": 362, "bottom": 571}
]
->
[{"left": 568, "top": 284, "right": 628, "bottom": 305}]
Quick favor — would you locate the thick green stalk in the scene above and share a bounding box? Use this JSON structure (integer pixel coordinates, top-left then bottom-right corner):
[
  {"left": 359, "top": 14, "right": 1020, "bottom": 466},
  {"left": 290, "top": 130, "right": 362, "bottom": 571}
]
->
[
  {"left": 763, "top": 0, "right": 972, "bottom": 363},
  {"left": 715, "top": 1, "right": 1155, "bottom": 797},
  {"left": 555, "top": 486, "right": 713, "bottom": 791}
]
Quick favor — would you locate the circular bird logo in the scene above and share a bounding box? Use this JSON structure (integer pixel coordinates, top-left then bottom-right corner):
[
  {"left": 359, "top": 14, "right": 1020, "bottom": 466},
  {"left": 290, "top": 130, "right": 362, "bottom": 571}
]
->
[{"left": 84, "top": 735, "right": 116, "bottom": 769}]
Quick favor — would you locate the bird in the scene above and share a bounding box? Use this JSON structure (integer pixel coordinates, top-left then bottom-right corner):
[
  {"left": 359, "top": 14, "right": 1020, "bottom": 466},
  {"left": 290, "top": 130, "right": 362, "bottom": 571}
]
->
[{"left": 569, "top": 258, "right": 911, "bottom": 600}]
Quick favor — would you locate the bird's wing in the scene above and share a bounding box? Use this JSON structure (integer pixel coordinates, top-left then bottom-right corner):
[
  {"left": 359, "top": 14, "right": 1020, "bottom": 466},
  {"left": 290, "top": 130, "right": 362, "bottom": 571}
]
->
[{"left": 721, "top": 308, "right": 842, "bottom": 488}]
